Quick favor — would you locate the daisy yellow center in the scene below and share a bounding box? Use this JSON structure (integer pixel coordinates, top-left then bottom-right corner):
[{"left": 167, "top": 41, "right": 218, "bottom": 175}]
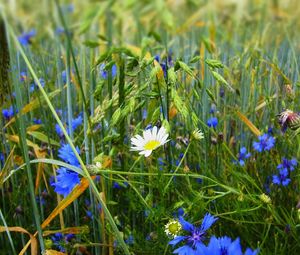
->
[
  {"left": 144, "top": 140, "right": 160, "bottom": 150},
  {"left": 168, "top": 222, "right": 181, "bottom": 234}
]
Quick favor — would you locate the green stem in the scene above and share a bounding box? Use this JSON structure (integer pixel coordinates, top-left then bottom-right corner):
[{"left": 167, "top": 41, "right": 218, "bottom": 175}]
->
[{"left": 7, "top": 22, "right": 131, "bottom": 255}]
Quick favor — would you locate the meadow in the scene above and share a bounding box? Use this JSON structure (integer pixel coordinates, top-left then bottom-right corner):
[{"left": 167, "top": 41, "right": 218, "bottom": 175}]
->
[{"left": 1, "top": 0, "right": 300, "bottom": 254}]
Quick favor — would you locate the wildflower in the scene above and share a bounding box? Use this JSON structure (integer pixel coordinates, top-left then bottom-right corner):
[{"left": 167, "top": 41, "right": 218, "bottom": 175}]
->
[
  {"left": 33, "top": 118, "right": 42, "bottom": 124},
  {"left": 235, "top": 147, "right": 251, "bottom": 166},
  {"left": 58, "top": 143, "right": 80, "bottom": 167},
  {"left": 278, "top": 109, "right": 300, "bottom": 132},
  {"left": 51, "top": 233, "right": 65, "bottom": 252},
  {"left": 197, "top": 236, "right": 259, "bottom": 255},
  {"left": 272, "top": 168, "right": 291, "bottom": 186},
  {"left": 99, "top": 63, "right": 117, "bottom": 79},
  {"left": 0, "top": 152, "right": 4, "bottom": 166},
  {"left": 71, "top": 114, "right": 83, "bottom": 131},
  {"left": 192, "top": 129, "right": 204, "bottom": 141},
  {"left": 113, "top": 181, "right": 128, "bottom": 189},
  {"left": 20, "top": 71, "right": 27, "bottom": 81},
  {"left": 252, "top": 134, "right": 275, "bottom": 152},
  {"left": 55, "top": 123, "right": 65, "bottom": 138},
  {"left": 55, "top": 115, "right": 82, "bottom": 138},
  {"left": 207, "top": 117, "right": 218, "bottom": 128},
  {"left": 173, "top": 207, "right": 185, "bottom": 218},
  {"left": 259, "top": 193, "right": 271, "bottom": 204},
  {"left": 18, "top": 29, "right": 36, "bottom": 46},
  {"left": 165, "top": 219, "right": 182, "bottom": 238},
  {"left": 169, "top": 213, "right": 218, "bottom": 254},
  {"left": 125, "top": 235, "right": 134, "bottom": 245},
  {"left": 130, "top": 126, "right": 169, "bottom": 157},
  {"left": 2, "top": 106, "right": 16, "bottom": 119},
  {"left": 51, "top": 168, "right": 80, "bottom": 197},
  {"left": 277, "top": 157, "right": 297, "bottom": 172},
  {"left": 86, "top": 210, "right": 93, "bottom": 219},
  {"left": 30, "top": 78, "right": 45, "bottom": 92}
]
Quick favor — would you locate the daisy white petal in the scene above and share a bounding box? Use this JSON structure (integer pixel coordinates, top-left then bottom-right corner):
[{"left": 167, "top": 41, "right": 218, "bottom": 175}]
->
[{"left": 130, "top": 125, "right": 170, "bottom": 157}]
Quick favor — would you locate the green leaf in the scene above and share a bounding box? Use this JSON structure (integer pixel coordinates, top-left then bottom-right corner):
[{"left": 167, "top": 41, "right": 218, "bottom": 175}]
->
[{"left": 27, "top": 131, "right": 60, "bottom": 146}]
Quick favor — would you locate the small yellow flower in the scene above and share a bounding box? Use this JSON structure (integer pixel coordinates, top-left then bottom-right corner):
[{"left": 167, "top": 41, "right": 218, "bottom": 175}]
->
[
  {"left": 130, "top": 126, "right": 169, "bottom": 157},
  {"left": 164, "top": 219, "right": 182, "bottom": 238},
  {"left": 259, "top": 193, "right": 271, "bottom": 204}
]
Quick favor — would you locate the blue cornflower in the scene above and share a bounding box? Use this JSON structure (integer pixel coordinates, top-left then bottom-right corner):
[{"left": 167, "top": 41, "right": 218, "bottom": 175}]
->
[
  {"left": 169, "top": 213, "right": 218, "bottom": 255},
  {"left": 55, "top": 115, "right": 82, "bottom": 138},
  {"left": 18, "top": 29, "right": 36, "bottom": 46},
  {"left": 277, "top": 157, "right": 297, "bottom": 172},
  {"left": 125, "top": 235, "right": 134, "bottom": 245},
  {"left": 33, "top": 118, "right": 42, "bottom": 124},
  {"left": 71, "top": 114, "right": 83, "bottom": 131},
  {"left": 86, "top": 210, "right": 93, "bottom": 219},
  {"left": 55, "top": 124, "right": 65, "bottom": 138},
  {"left": 65, "top": 234, "right": 75, "bottom": 242},
  {"left": 58, "top": 143, "right": 80, "bottom": 167},
  {"left": 173, "top": 207, "right": 185, "bottom": 218},
  {"left": 207, "top": 117, "right": 218, "bottom": 128},
  {"left": 113, "top": 181, "right": 128, "bottom": 189},
  {"left": 198, "top": 236, "right": 259, "bottom": 255},
  {"left": 51, "top": 233, "right": 65, "bottom": 252},
  {"left": 2, "top": 106, "right": 16, "bottom": 119},
  {"left": 20, "top": 71, "right": 27, "bottom": 81},
  {"left": 0, "top": 152, "right": 5, "bottom": 166},
  {"left": 29, "top": 78, "right": 45, "bottom": 93},
  {"left": 51, "top": 168, "right": 80, "bottom": 197},
  {"left": 235, "top": 147, "right": 251, "bottom": 166},
  {"left": 272, "top": 168, "right": 291, "bottom": 186},
  {"left": 99, "top": 63, "right": 117, "bottom": 79},
  {"left": 252, "top": 134, "right": 275, "bottom": 152}
]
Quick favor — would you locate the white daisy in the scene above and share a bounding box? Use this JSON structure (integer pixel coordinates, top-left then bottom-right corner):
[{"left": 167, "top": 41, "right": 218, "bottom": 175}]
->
[
  {"left": 130, "top": 126, "right": 169, "bottom": 157},
  {"left": 192, "top": 129, "right": 204, "bottom": 140},
  {"left": 164, "top": 219, "right": 182, "bottom": 238}
]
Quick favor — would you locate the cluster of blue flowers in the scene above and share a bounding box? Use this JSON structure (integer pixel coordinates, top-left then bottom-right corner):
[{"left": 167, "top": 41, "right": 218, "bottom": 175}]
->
[
  {"left": 18, "top": 29, "right": 36, "bottom": 46},
  {"left": 207, "top": 117, "right": 218, "bottom": 128},
  {"left": 253, "top": 134, "right": 275, "bottom": 152},
  {"left": 169, "top": 213, "right": 258, "bottom": 255},
  {"left": 197, "top": 236, "right": 258, "bottom": 255},
  {"left": 2, "top": 106, "right": 16, "bottom": 120},
  {"left": 55, "top": 113, "right": 83, "bottom": 138},
  {"left": 50, "top": 233, "right": 75, "bottom": 252},
  {"left": 272, "top": 157, "right": 297, "bottom": 187},
  {"left": 235, "top": 147, "right": 251, "bottom": 166},
  {"left": 51, "top": 143, "right": 81, "bottom": 197}
]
